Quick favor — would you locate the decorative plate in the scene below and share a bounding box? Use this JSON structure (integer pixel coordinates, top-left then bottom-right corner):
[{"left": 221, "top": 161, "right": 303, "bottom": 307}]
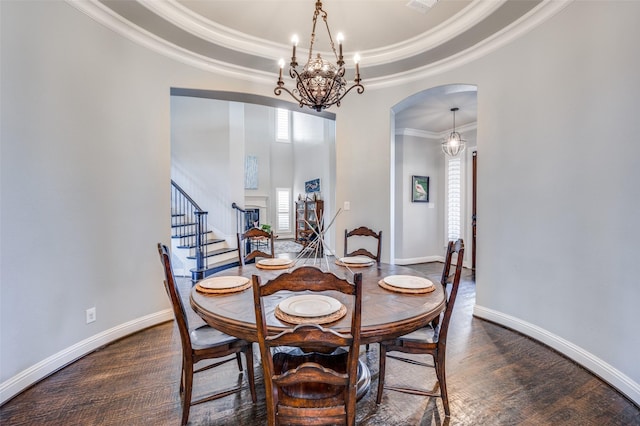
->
[
  {"left": 198, "top": 276, "right": 250, "bottom": 290},
  {"left": 278, "top": 295, "right": 342, "bottom": 318},
  {"left": 383, "top": 275, "right": 434, "bottom": 289},
  {"left": 257, "top": 258, "right": 294, "bottom": 266}
]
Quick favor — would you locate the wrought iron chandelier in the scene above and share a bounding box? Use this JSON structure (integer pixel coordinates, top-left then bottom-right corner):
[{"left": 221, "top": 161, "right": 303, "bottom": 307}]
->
[
  {"left": 442, "top": 107, "right": 466, "bottom": 157},
  {"left": 274, "top": 1, "right": 364, "bottom": 112}
]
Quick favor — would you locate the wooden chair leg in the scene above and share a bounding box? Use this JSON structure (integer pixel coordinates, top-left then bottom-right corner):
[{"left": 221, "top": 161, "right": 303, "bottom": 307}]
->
[
  {"left": 376, "top": 344, "right": 387, "bottom": 404},
  {"left": 434, "top": 351, "right": 449, "bottom": 417},
  {"left": 244, "top": 345, "right": 257, "bottom": 403},
  {"left": 235, "top": 352, "right": 243, "bottom": 371},
  {"left": 181, "top": 361, "right": 194, "bottom": 426}
]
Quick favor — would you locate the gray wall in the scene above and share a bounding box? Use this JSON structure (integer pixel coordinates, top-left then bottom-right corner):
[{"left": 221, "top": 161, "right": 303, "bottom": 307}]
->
[
  {"left": 394, "top": 134, "right": 443, "bottom": 263},
  {"left": 1, "top": 0, "right": 638, "bottom": 405}
]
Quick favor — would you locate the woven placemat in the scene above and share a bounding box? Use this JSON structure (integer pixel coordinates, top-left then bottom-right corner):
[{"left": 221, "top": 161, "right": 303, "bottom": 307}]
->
[
  {"left": 334, "top": 260, "right": 374, "bottom": 268},
  {"left": 275, "top": 304, "right": 347, "bottom": 325},
  {"left": 378, "top": 279, "right": 436, "bottom": 294},
  {"left": 195, "top": 280, "right": 251, "bottom": 295},
  {"left": 256, "top": 261, "right": 295, "bottom": 270}
]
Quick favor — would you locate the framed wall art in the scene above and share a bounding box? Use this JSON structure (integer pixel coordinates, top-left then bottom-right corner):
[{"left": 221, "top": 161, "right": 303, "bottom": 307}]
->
[{"left": 412, "top": 175, "right": 429, "bottom": 202}]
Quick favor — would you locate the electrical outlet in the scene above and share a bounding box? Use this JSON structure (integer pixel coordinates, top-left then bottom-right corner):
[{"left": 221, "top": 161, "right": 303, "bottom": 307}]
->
[{"left": 86, "top": 307, "right": 96, "bottom": 324}]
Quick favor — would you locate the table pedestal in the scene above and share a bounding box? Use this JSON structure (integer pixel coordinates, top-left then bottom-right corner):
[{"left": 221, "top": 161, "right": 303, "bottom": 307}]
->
[{"left": 273, "top": 348, "right": 371, "bottom": 400}]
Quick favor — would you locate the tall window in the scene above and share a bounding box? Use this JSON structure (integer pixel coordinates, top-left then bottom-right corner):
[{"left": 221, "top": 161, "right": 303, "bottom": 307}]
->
[
  {"left": 276, "top": 188, "right": 291, "bottom": 232},
  {"left": 446, "top": 158, "right": 462, "bottom": 241},
  {"left": 276, "top": 108, "right": 290, "bottom": 142}
]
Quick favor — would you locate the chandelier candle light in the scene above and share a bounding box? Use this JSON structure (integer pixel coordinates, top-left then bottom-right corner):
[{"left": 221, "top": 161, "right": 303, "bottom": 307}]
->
[
  {"left": 442, "top": 107, "right": 466, "bottom": 157},
  {"left": 275, "top": 0, "right": 364, "bottom": 112}
]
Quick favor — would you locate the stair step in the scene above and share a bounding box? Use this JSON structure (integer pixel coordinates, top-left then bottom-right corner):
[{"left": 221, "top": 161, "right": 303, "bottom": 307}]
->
[
  {"left": 191, "top": 259, "right": 241, "bottom": 280},
  {"left": 172, "top": 230, "right": 212, "bottom": 239},
  {"left": 187, "top": 247, "right": 237, "bottom": 260},
  {"left": 177, "top": 238, "right": 225, "bottom": 249},
  {"left": 171, "top": 221, "right": 198, "bottom": 228}
]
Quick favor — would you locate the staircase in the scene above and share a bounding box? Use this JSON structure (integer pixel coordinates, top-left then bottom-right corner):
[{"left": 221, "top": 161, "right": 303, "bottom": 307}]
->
[{"left": 171, "top": 180, "right": 239, "bottom": 281}]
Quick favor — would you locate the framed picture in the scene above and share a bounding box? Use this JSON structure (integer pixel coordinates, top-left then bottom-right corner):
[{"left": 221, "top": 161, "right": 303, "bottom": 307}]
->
[
  {"left": 244, "top": 155, "right": 258, "bottom": 189},
  {"left": 412, "top": 176, "right": 429, "bottom": 202},
  {"left": 305, "top": 178, "right": 320, "bottom": 193}
]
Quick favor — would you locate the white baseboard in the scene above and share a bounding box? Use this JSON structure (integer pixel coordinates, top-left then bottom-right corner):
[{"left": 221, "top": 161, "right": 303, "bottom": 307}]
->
[
  {"left": 394, "top": 255, "right": 443, "bottom": 265},
  {"left": 473, "top": 305, "right": 640, "bottom": 406},
  {"left": 0, "top": 309, "right": 173, "bottom": 405}
]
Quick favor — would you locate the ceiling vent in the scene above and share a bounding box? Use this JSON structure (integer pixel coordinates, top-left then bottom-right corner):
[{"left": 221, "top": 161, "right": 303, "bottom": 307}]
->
[{"left": 406, "top": 0, "right": 438, "bottom": 14}]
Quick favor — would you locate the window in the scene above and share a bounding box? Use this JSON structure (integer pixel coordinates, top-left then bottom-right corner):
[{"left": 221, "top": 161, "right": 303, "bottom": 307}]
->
[
  {"left": 276, "top": 188, "right": 291, "bottom": 232},
  {"left": 276, "top": 108, "right": 290, "bottom": 142},
  {"left": 446, "top": 157, "right": 462, "bottom": 241}
]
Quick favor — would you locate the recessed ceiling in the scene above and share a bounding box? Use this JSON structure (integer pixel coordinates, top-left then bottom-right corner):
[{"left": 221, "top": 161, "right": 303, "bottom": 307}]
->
[{"left": 85, "top": 0, "right": 563, "bottom": 134}]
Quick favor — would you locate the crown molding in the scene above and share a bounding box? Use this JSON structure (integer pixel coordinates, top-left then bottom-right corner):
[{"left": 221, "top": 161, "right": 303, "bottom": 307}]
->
[
  {"left": 67, "top": 0, "right": 275, "bottom": 84},
  {"left": 397, "top": 121, "right": 478, "bottom": 139},
  {"left": 68, "top": 0, "right": 572, "bottom": 90},
  {"left": 365, "top": 0, "right": 572, "bottom": 90},
  {"left": 362, "top": 0, "right": 506, "bottom": 66},
  {"left": 396, "top": 128, "right": 441, "bottom": 139},
  {"left": 139, "top": 0, "right": 506, "bottom": 67}
]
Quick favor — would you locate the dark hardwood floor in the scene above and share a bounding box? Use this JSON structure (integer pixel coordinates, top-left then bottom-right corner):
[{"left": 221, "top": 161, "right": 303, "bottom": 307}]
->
[{"left": 2, "top": 262, "right": 639, "bottom": 425}]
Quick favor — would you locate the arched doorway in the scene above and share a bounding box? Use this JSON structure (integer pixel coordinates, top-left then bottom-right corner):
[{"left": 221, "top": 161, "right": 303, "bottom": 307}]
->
[{"left": 391, "top": 84, "right": 477, "bottom": 267}]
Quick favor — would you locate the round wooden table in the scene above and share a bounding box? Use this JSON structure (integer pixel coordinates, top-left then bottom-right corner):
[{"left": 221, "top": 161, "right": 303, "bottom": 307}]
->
[{"left": 190, "top": 260, "right": 446, "bottom": 397}]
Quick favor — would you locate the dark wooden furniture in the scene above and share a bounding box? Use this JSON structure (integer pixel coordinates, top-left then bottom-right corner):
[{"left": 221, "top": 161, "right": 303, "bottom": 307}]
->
[
  {"left": 191, "top": 262, "right": 445, "bottom": 346},
  {"left": 190, "top": 260, "right": 447, "bottom": 400},
  {"left": 295, "top": 199, "right": 324, "bottom": 248},
  {"left": 157, "top": 243, "right": 257, "bottom": 425},
  {"left": 253, "top": 266, "right": 363, "bottom": 425},
  {"left": 237, "top": 227, "right": 275, "bottom": 265},
  {"left": 376, "top": 239, "right": 465, "bottom": 417},
  {"left": 344, "top": 226, "right": 382, "bottom": 263}
]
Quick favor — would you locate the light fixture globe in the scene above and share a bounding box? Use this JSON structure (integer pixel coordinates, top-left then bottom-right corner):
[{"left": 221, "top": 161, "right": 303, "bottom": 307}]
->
[
  {"left": 442, "top": 107, "right": 466, "bottom": 157},
  {"left": 297, "top": 54, "right": 347, "bottom": 110},
  {"left": 274, "top": 1, "right": 363, "bottom": 112}
]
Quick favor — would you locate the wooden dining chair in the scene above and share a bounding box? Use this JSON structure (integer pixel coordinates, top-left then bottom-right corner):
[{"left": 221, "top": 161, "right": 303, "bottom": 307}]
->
[
  {"left": 344, "top": 226, "right": 382, "bottom": 262},
  {"left": 376, "top": 239, "right": 465, "bottom": 417},
  {"left": 237, "top": 227, "right": 275, "bottom": 266},
  {"left": 252, "top": 266, "right": 363, "bottom": 426},
  {"left": 157, "top": 243, "right": 256, "bottom": 426}
]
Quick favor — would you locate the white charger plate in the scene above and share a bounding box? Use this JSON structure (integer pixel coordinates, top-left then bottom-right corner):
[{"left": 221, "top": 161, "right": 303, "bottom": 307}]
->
[
  {"left": 340, "top": 256, "right": 374, "bottom": 264},
  {"left": 257, "top": 258, "right": 294, "bottom": 266},
  {"left": 278, "top": 295, "right": 342, "bottom": 318},
  {"left": 383, "top": 275, "right": 434, "bottom": 290},
  {"left": 198, "top": 276, "right": 249, "bottom": 290}
]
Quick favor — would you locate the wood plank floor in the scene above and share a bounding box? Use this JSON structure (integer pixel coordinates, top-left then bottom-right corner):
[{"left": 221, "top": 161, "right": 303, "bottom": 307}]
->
[{"left": 2, "top": 262, "right": 639, "bottom": 425}]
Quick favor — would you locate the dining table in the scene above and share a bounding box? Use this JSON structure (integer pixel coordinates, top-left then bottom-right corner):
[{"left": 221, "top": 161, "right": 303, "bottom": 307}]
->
[{"left": 190, "top": 256, "right": 446, "bottom": 398}]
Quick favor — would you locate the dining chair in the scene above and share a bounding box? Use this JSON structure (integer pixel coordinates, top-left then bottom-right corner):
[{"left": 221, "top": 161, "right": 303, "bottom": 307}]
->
[
  {"left": 237, "top": 227, "right": 275, "bottom": 266},
  {"left": 344, "top": 226, "right": 382, "bottom": 263},
  {"left": 252, "top": 266, "right": 363, "bottom": 426},
  {"left": 157, "top": 243, "right": 257, "bottom": 426},
  {"left": 375, "top": 239, "right": 465, "bottom": 417}
]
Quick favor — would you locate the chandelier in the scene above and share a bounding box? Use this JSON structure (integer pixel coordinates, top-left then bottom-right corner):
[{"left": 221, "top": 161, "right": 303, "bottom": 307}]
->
[
  {"left": 442, "top": 107, "right": 466, "bottom": 157},
  {"left": 274, "top": 1, "right": 364, "bottom": 112}
]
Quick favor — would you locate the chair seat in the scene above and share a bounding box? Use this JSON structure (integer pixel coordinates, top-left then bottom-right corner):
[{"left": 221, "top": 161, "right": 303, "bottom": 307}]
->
[
  {"left": 395, "top": 326, "right": 437, "bottom": 344},
  {"left": 190, "top": 325, "right": 239, "bottom": 350}
]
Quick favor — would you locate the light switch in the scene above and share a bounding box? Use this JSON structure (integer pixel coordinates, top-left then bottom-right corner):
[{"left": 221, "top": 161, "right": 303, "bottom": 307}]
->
[{"left": 344, "top": 201, "right": 351, "bottom": 211}]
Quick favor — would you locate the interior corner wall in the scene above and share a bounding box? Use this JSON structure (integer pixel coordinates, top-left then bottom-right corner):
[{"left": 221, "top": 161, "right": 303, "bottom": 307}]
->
[
  {"left": 170, "top": 96, "right": 242, "bottom": 237},
  {"left": 333, "top": 1, "right": 640, "bottom": 404},
  {"left": 244, "top": 103, "right": 273, "bottom": 213},
  {"left": 0, "top": 0, "right": 274, "bottom": 402},
  {"left": 394, "top": 134, "right": 442, "bottom": 263}
]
